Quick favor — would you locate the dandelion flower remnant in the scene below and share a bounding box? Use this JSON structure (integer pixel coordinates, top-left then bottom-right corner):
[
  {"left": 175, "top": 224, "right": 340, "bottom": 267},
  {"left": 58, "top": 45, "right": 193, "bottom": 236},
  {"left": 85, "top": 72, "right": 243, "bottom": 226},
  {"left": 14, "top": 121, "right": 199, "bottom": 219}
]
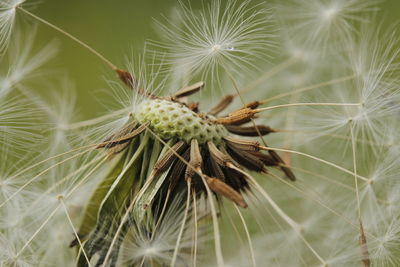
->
[{"left": 1, "top": 0, "right": 400, "bottom": 267}]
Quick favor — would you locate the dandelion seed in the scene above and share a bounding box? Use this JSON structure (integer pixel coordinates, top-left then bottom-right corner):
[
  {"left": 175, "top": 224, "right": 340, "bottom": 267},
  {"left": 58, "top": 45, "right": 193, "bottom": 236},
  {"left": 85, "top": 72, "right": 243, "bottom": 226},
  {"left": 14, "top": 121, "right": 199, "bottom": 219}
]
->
[
  {"left": 0, "top": 0, "right": 26, "bottom": 54},
  {"left": 296, "top": 25, "right": 400, "bottom": 149},
  {"left": 276, "top": 0, "right": 379, "bottom": 53},
  {"left": 154, "top": 0, "right": 274, "bottom": 84},
  {"left": 0, "top": 96, "right": 42, "bottom": 154},
  {"left": 0, "top": 29, "right": 58, "bottom": 98}
]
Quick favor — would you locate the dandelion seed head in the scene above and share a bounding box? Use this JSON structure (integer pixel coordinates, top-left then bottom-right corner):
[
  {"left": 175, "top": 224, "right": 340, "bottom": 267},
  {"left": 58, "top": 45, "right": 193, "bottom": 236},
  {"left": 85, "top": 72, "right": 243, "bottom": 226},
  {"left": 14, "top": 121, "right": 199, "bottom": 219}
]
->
[
  {"left": 295, "top": 24, "right": 400, "bottom": 148},
  {"left": 2, "top": 0, "right": 400, "bottom": 266},
  {"left": 321, "top": 5, "right": 339, "bottom": 21},
  {"left": 0, "top": 0, "right": 26, "bottom": 54},
  {"left": 366, "top": 216, "right": 400, "bottom": 266},
  {"left": 277, "top": 0, "right": 380, "bottom": 53},
  {"left": 0, "top": 231, "right": 37, "bottom": 267},
  {"left": 154, "top": 0, "right": 274, "bottom": 84},
  {"left": 0, "top": 96, "right": 43, "bottom": 155},
  {"left": 135, "top": 98, "right": 228, "bottom": 143}
]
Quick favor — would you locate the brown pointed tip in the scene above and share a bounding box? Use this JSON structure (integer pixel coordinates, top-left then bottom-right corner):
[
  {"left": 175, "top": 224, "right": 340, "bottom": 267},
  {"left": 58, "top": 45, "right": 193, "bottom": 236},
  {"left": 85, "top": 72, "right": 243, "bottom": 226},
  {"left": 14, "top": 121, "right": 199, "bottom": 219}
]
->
[
  {"left": 208, "top": 94, "right": 235, "bottom": 115},
  {"left": 359, "top": 220, "right": 370, "bottom": 267},
  {"left": 69, "top": 233, "right": 84, "bottom": 248},
  {"left": 243, "top": 101, "right": 261, "bottom": 109},
  {"left": 173, "top": 81, "right": 205, "bottom": 98},
  {"left": 69, "top": 238, "right": 78, "bottom": 248},
  {"left": 116, "top": 68, "right": 135, "bottom": 88},
  {"left": 281, "top": 166, "right": 296, "bottom": 181},
  {"left": 214, "top": 108, "right": 256, "bottom": 125},
  {"left": 206, "top": 176, "right": 248, "bottom": 208},
  {"left": 237, "top": 199, "right": 248, "bottom": 208},
  {"left": 95, "top": 143, "right": 105, "bottom": 149}
]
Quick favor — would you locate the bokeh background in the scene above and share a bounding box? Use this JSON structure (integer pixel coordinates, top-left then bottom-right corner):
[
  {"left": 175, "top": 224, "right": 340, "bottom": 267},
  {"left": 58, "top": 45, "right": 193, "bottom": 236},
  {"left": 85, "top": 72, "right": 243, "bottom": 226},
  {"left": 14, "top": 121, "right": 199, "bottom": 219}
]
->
[
  {"left": 15, "top": 0, "right": 400, "bottom": 118},
  {"left": 1, "top": 1, "right": 399, "bottom": 265}
]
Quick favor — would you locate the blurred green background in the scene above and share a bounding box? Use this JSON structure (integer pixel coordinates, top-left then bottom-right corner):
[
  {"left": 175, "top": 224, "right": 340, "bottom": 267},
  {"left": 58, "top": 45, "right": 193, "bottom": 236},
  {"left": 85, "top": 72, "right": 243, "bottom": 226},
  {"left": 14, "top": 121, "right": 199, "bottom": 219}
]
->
[{"left": 20, "top": 0, "right": 400, "bottom": 119}]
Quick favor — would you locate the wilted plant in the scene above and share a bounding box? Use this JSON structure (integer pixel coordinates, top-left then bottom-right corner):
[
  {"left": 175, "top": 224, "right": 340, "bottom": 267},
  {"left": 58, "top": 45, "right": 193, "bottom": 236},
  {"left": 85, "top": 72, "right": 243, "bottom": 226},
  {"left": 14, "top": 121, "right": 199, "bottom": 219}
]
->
[{"left": 1, "top": 0, "right": 400, "bottom": 266}]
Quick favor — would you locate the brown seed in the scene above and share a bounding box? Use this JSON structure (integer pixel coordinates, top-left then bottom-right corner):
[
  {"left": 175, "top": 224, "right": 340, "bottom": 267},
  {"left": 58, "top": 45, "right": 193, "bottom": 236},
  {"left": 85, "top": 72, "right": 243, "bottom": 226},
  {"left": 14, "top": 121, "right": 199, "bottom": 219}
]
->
[
  {"left": 247, "top": 151, "right": 276, "bottom": 166},
  {"left": 116, "top": 68, "right": 136, "bottom": 89},
  {"left": 169, "top": 147, "right": 191, "bottom": 189},
  {"left": 226, "top": 144, "right": 266, "bottom": 173},
  {"left": 186, "top": 102, "right": 199, "bottom": 112},
  {"left": 226, "top": 124, "right": 275, "bottom": 136},
  {"left": 207, "top": 142, "right": 232, "bottom": 167},
  {"left": 224, "top": 167, "right": 249, "bottom": 191},
  {"left": 98, "top": 121, "right": 137, "bottom": 147},
  {"left": 359, "top": 220, "right": 370, "bottom": 267},
  {"left": 205, "top": 176, "right": 247, "bottom": 208},
  {"left": 97, "top": 122, "right": 149, "bottom": 149},
  {"left": 116, "top": 68, "right": 156, "bottom": 98},
  {"left": 153, "top": 141, "right": 187, "bottom": 175},
  {"left": 268, "top": 150, "right": 296, "bottom": 181},
  {"left": 173, "top": 81, "right": 205, "bottom": 98},
  {"left": 206, "top": 155, "right": 226, "bottom": 182},
  {"left": 223, "top": 136, "right": 260, "bottom": 151},
  {"left": 243, "top": 101, "right": 261, "bottom": 109},
  {"left": 219, "top": 146, "right": 241, "bottom": 166},
  {"left": 186, "top": 139, "right": 203, "bottom": 179},
  {"left": 208, "top": 94, "right": 235, "bottom": 115},
  {"left": 69, "top": 233, "right": 84, "bottom": 248},
  {"left": 107, "top": 142, "right": 131, "bottom": 156},
  {"left": 214, "top": 108, "right": 256, "bottom": 125}
]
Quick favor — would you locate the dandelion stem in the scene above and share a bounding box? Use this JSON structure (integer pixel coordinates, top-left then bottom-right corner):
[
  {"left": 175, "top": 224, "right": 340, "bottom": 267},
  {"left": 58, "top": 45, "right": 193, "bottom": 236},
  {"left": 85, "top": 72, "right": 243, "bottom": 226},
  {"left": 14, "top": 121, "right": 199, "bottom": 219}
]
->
[
  {"left": 234, "top": 205, "right": 256, "bottom": 267},
  {"left": 289, "top": 164, "right": 393, "bottom": 205},
  {"left": 258, "top": 146, "right": 369, "bottom": 182},
  {"left": 30, "top": 155, "right": 104, "bottom": 207},
  {"left": 349, "top": 121, "right": 371, "bottom": 266},
  {"left": 238, "top": 168, "right": 299, "bottom": 229},
  {"left": 281, "top": 85, "right": 303, "bottom": 164},
  {"left": 238, "top": 169, "right": 327, "bottom": 266},
  {"left": 147, "top": 127, "right": 238, "bottom": 266},
  {"left": 273, "top": 129, "right": 398, "bottom": 148},
  {"left": 151, "top": 188, "right": 171, "bottom": 240},
  {"left": 16, "top": 205, "right": 61, "bottom": 258},
  {"left": 66, "top": 108, "right": 130, "bottom": 130},
  {"left": 254, "top": 102, "right": 361, "bottom": 113},
  {"left": 0, "top": 148, "right": 94, "bottom": 209},
  {"left": 171, "top": 182, "right": 191, "bottom": 267},
  {"left": 102, "top": 137, "right": 151, "bottom": 266},
  {"left": 8, "top": 144, "right": 97, "bottom": 182},
  {"left": 1, "top": 133, "right": 154, "bottom": 208},
  {"left": 269, "top": 172, "right": 377, "bottom": 241},
  {"left": 350, "top": 122, "right": 362, "bottom": 218},
  {"left": 59, "top": 197, "right": 92, "bottom": 267},
  {"left": 297, "top": 232, "right": 327, "bottom": 266},
  {"left": 16, "top": 6, "right": 118, "bottom": 71},
  {"left": 65, "top": 156, "right": 108, "bottom": 198},
  {"left": 260, "top": 74, "right": 357, "bottom": 104},
  {"left": 290, "top": 165, "right": 355, "bottom": 191},
  {"left": 227, "top": 71, "right": 271, "bottom": 151},
  {"left": 250, "top": 193, "right": 301, "bottom": 254},
  {"left": 15, "top": 156, "right": 107, "bottom": 257},
  {"left": 192, "top": 192, "right": 198, "bottom": 267},
  {"left": 225, "top": 206, "right": 245, "bottom": 245},
  {"left": 200, "top": 175, "right": 225, "bottom": 267}
]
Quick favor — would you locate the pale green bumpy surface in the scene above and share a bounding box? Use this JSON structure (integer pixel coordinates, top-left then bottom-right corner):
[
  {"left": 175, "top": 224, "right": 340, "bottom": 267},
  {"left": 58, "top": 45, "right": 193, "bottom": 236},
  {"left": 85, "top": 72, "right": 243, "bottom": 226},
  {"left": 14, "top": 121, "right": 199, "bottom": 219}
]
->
[{"left": 135, "top": 99, "right": 228, "bottom": 143}]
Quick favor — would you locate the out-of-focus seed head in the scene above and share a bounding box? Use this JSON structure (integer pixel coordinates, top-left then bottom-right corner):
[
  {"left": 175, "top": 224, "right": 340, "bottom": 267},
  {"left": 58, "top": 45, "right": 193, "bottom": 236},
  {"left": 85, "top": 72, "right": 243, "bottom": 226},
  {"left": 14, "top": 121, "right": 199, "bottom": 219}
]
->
[{"left": 0, "top": 0, "right": 27, "bottom": 54}]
